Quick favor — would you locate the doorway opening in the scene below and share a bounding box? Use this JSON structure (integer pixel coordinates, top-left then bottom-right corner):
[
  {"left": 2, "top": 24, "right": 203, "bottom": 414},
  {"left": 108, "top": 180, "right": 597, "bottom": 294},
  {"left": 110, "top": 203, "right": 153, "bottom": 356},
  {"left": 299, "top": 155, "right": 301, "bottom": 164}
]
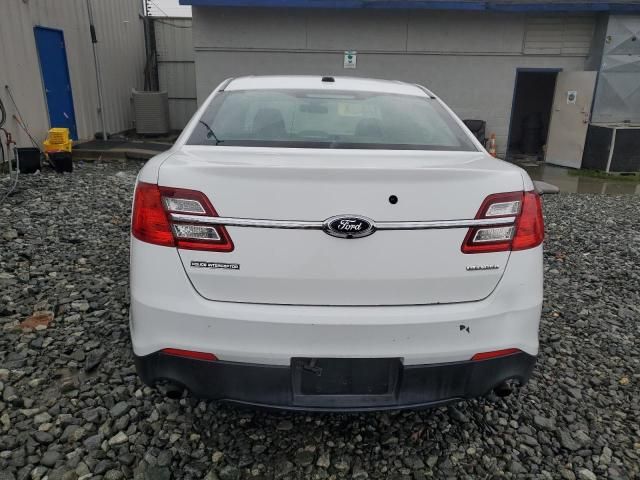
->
[{"left": 506, "top": 69, "right": 559, "bottom": 161}]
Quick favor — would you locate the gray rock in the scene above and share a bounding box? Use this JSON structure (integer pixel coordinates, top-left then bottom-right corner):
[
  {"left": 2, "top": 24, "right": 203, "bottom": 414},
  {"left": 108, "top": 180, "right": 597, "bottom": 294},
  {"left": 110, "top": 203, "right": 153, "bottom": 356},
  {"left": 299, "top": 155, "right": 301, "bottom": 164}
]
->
[
  {"left": 294, "top": 449, "right": 314, "bottom": 467},
  {"left": 534, "top": 415, "right": 556, "bottom": 430},
  {"left": 83, "top": 434, "right": 103, "bottom": 451},
  {"left": 218, "top": 466, "right": 240, "bottom": 480},
  {"left": 352, "top": 467, "right": 369, "bottom": 479},
  {"left": 108, "top": 431, "right": 128, "bottom": 446},
  {"left": 577, "top": 469, "right": 597, "bottom": 480},
  {"left": 40, "top": 450, "right": 62, "bottom": 467},
  {"left": 104, "top": 470, "right": 125, "bottom": 480},
  {"left": 109, "top": 401, "right": 129, "bottom": 419},
  {"left": 95, "top": 460, "right": 115, "bottom": 475},
  {"left": 559, "top": 469, "right": 576, "bottom": 480},
  {"left": 70, "top": 300, "right": 90, "bottom": 312},
  {"left": 559, "top": 431, "right": 581, "bottom": 451},
  {"left": 404, "top": 456, "right": 425, "bottom": 469},
  {"left": 157, "top": 450, "right": 172, "bottom": 467},
  {"left": 276, "top": 420, "right": 293, "bottom": 431},
  {"left": 144, "top": 466, "right": 171, "bottom": 480},
  {"left": 84, "top": 349, "right": 104, "bottom": 372},
  {"left": 574, "top": 430, "right": 591, "bottom": 446},
  {"left": 316, "top": 453, "right": 330, "bottom": 468},
  {"left": 211, "top": 451, "right": 224, "bottom": 463},
  {"left": 4, "top": 229, "right": 18, "bottom": 240},
  {"left": 448, "top": 406, "right": 469, "bottom": 423},
  {"left": 33, "top": 412, "right": 52, "bottom": 425},
  {"left": 34, "top": 431, "right": 55, "bottom": 445}
]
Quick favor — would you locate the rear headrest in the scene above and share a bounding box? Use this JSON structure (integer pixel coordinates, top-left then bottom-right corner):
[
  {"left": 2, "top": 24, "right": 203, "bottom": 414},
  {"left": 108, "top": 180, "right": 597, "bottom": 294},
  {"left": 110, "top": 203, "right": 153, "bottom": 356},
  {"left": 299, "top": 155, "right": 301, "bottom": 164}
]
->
[
  {"left": 252, "top": 108, "right": 286, "bottom": 138},
  {"left": 355, "top": 118, "right": 383, "bottom": 138}
]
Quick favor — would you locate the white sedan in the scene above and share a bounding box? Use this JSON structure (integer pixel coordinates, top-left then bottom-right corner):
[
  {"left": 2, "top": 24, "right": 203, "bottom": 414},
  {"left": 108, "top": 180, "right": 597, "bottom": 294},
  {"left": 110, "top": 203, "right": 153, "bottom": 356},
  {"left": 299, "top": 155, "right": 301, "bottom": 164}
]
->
[{"left": 130, "top": 75, "right": 545, "bottom": 411}]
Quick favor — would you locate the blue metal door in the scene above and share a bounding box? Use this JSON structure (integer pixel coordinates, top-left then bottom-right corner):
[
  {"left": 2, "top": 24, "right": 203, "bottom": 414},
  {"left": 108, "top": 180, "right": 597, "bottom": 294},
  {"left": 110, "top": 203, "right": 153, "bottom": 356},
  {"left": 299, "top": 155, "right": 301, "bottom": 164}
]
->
[{"left": 34, "top": 27, "right": 78, "bottom": 139}]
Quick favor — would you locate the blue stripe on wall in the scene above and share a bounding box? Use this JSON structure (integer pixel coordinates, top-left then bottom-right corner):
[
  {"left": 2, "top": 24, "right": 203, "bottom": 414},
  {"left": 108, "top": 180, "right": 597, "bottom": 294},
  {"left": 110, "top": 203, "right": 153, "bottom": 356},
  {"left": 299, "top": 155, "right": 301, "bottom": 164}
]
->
[{"left": 180, "top": 0, "right": 640, "bottom": 12}]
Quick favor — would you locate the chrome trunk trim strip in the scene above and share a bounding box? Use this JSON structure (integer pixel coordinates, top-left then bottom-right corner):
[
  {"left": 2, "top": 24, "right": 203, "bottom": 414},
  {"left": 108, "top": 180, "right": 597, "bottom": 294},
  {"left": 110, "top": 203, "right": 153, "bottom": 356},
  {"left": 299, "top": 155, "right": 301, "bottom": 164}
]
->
[{"left": 169, "top": 213, "right": 516, "bottom": 230}]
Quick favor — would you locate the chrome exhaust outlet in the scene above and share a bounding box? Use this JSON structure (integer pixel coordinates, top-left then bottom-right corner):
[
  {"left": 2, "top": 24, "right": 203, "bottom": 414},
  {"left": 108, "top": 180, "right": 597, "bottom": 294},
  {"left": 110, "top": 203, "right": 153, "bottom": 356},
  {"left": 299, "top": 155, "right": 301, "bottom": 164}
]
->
[
  {"left": 160, "top": 382, "right": 185, "bottom": 400},
  {"left": 493, "top": 382, "right": 513, "bottom": 398}
]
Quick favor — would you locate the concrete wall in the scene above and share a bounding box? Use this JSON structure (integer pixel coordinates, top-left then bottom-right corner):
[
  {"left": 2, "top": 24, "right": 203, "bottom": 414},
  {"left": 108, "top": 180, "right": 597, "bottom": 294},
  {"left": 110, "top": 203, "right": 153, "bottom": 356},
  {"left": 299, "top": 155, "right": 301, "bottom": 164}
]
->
[
  {"left": 0, "top": 0, "right": 145, "bottom": 147},
  {"left": 192, "top": 7, "right": 596, "bottom": 154}
]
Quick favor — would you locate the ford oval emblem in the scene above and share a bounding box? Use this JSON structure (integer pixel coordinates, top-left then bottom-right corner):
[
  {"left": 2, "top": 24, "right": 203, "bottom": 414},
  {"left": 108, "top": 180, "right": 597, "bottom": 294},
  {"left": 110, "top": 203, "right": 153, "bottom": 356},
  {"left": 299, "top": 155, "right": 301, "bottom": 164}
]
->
[{"left": 323, "top": 215, "right": 376, "bottom": 239}]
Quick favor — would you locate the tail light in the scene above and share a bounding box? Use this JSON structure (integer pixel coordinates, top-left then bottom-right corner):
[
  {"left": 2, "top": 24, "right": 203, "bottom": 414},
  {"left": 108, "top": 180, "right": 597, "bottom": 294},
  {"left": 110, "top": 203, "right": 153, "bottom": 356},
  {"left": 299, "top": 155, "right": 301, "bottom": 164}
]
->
[
  {"left": 132, "top": 182, "right": 234, "bottom": 252},
  {"left": 462, "top": 191, "right": 544, "bottom": 254},
  {"left": 471, "top": 348, "right": 521, "bottom": 361},
  {"left": 162, "top": 348, "right": 218, "bottom": 361}
]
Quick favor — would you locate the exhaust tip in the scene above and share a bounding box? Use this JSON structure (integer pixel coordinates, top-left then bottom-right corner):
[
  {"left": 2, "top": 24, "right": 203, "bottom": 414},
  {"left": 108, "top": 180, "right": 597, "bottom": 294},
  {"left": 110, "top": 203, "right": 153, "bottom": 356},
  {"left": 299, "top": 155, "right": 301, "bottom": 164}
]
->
[
  {"left": 159, "top": 382, "right": 185, "bottom": 400},
  {"left": 493, "top": 382, "right": 513, "bottom": 398}
]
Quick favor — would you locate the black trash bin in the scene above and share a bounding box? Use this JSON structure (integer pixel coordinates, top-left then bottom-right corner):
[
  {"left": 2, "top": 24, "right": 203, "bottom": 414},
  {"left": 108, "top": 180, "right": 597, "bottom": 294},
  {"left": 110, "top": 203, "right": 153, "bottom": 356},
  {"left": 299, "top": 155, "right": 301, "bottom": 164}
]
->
[
  {"left": 15, "top": 147, "right": 41, "bottom": 174},
  {"left": 49, "top": 152, "right": 73, "bottom": 173}
]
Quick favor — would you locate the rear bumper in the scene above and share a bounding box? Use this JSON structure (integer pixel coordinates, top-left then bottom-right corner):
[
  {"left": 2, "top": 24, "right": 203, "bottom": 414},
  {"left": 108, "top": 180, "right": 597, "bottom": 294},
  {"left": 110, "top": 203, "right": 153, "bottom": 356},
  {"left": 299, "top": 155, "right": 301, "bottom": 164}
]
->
[
  {"left": 130, "top": 240, "right": 543, "bottom": 366},
  {"left": 135, "top": 350, "right": 536, "bottom": 411}
]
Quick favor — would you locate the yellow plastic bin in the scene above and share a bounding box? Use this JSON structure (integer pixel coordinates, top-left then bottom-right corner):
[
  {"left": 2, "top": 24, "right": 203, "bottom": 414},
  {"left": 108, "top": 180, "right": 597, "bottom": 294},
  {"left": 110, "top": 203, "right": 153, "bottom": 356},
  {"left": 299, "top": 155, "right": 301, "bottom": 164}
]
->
[{"left": 43, "top": 128, "right": 72, "bottom": 154}]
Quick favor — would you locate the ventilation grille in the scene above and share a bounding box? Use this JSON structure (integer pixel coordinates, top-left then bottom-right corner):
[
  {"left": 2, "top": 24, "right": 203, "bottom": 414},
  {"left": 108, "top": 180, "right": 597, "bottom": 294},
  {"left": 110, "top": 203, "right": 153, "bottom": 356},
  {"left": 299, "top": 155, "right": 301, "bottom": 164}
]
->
[
  {"left": 132, "top": 89, "right": 170, "bottom": 135},
  {"left": 523, "top": 15, "right": 595, "bottom": 55}
]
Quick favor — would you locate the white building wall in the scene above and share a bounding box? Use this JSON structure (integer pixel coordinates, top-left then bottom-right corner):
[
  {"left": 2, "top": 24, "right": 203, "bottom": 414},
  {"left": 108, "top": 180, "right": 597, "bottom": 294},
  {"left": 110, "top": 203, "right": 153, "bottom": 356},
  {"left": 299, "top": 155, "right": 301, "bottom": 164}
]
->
[
  {"left": 192, "top": 7, "right": 597, "bottom": 154},
  {"left": 0, "top": 0, "right": 145, "bottom": 147}
]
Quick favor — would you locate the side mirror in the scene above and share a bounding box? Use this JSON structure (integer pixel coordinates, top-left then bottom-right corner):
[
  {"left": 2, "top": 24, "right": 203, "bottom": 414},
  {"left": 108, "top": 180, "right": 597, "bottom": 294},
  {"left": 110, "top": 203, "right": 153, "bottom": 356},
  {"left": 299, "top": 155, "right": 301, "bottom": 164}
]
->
[{"left": 533, "top": 180, "right": 559, "bottom": 195}]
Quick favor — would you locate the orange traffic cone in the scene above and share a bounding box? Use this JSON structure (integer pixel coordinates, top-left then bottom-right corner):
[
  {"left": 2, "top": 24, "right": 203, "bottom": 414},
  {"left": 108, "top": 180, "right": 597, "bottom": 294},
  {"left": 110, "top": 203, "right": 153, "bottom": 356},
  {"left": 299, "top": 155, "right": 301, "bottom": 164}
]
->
[{"left": 487, "top": 133, "right": 497, "bottom": 157}]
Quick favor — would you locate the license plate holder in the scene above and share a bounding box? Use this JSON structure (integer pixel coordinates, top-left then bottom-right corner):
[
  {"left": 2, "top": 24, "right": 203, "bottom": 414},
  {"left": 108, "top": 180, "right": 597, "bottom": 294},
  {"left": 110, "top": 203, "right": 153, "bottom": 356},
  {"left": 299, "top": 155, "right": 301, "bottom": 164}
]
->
[{"left": 291, "top": 358, "right": 401, "bottom": 408}]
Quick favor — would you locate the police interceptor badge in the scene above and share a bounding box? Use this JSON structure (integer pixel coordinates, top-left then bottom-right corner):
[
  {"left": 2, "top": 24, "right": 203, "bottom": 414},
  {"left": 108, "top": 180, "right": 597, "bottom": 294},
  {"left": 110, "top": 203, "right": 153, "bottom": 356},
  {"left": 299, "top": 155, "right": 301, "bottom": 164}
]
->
[{"left": 191, "top": 261, "right": 240, "bottom": 270}]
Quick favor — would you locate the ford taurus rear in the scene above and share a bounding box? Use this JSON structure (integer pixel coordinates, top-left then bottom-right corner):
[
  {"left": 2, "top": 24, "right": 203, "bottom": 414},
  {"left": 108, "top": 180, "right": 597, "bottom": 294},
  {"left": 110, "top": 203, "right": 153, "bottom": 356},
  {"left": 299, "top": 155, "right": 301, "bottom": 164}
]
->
[{"left": 129, "top": 75, "right": 543, "bottom": 411}]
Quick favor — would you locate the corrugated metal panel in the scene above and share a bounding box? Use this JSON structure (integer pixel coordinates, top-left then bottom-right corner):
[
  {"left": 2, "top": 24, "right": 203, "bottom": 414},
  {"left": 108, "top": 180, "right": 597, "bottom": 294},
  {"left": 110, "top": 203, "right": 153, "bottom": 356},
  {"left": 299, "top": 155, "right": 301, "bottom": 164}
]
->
[
  {"left": 0, "top": 0, "right": 145, "bottom": 147},
  {"left": 155, "top": 18, "right": 194, "bottom": 61},
  {"left": 165, "top": 99, "right": 197, "bottom": 131},
  {"left": 158, "top": 63, "right": 196, "bottom": 98},
  {"left": 154, "top": 17, "right": 197, "bottom": 129},
  {"left": 591, "top": 15, "right": 640, "bottom": 124},
  {"left": 523, "top": 15, "right": 595, "bottom": 55},
  {"left": 91, "top": 0, "right": 147, "bottom": 134}
]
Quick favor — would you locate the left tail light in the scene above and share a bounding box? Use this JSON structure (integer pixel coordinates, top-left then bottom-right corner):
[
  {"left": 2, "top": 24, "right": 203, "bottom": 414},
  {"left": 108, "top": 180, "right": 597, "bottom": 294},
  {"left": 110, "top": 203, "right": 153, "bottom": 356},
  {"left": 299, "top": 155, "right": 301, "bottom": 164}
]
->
[{"left": 131, "top": 182, "right": 234, "bottom": 252}]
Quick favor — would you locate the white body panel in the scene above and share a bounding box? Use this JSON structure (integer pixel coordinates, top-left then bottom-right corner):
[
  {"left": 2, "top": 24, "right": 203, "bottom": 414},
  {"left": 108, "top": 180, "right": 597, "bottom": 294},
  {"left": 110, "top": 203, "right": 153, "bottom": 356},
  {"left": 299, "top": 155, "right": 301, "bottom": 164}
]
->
[{"left": 130, "top": 239, "right": 542, "bottom": 365}]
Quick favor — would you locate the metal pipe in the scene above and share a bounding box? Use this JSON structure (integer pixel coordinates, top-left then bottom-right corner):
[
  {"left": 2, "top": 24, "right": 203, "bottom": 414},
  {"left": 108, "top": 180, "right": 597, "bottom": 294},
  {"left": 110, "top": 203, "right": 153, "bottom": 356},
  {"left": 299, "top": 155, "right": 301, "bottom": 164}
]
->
[{"left": 86, "top": 0, "right": 108, "bottom": 141}]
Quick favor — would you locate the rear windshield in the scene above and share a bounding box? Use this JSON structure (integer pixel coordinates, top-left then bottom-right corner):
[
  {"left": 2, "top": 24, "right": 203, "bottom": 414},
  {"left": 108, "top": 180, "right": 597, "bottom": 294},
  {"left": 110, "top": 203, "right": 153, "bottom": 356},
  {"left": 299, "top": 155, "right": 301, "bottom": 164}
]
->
[{"left": 187, "top": 89, "right": 477, "bottom": 151}]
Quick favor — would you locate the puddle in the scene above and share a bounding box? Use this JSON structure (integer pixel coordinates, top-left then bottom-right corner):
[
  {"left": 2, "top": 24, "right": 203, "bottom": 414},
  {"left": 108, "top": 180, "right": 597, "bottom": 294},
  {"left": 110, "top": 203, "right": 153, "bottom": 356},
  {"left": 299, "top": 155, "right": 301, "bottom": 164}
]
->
[{"left": 513, "top": 162, "right": 640, "bottom": 195}]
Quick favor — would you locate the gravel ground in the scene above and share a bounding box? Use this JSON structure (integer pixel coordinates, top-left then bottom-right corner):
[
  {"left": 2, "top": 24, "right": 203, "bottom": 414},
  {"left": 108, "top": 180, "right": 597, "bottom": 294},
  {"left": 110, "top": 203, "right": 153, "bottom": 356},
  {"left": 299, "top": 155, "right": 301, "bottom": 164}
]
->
[{"left": 0, "top": 162, "right": 639, "bottom": 480}]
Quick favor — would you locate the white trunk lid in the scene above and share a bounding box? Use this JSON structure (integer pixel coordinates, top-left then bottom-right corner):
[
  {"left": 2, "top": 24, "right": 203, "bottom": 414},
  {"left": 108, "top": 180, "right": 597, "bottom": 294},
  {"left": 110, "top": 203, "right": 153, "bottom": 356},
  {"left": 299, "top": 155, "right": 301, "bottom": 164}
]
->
[{"left": 159, "top": 147, "right": 524, "bottom": 306}]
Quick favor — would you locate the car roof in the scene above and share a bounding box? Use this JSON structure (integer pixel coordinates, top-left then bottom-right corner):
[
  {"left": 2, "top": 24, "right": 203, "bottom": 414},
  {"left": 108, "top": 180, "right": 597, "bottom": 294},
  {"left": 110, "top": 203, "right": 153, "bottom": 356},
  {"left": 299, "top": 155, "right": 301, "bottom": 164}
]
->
[{"left": 224, "top": 75, "right": 430, "bottom": 97}]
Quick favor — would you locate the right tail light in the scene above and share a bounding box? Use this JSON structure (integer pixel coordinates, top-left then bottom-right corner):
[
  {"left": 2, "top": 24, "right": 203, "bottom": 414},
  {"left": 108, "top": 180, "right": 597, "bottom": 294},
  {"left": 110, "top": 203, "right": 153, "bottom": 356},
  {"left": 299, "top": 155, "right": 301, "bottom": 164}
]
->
[{"left": 462, "top": 191, "right": 544, "bottom": 254}]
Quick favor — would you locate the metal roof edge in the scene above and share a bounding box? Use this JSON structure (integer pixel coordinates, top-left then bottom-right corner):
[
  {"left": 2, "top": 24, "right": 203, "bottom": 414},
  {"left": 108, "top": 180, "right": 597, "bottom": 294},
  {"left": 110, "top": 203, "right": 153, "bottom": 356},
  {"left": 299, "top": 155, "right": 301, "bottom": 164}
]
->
[{"left": 180, "top": 0, "right": 640, "bottom": 13}]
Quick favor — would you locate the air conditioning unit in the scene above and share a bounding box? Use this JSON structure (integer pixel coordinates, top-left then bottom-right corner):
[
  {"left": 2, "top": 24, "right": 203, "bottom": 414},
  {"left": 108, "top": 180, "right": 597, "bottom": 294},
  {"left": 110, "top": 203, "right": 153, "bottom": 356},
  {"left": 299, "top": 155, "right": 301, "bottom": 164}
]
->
[{"left": 132, "top": 89, "right": 170, "bottom": 135}]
